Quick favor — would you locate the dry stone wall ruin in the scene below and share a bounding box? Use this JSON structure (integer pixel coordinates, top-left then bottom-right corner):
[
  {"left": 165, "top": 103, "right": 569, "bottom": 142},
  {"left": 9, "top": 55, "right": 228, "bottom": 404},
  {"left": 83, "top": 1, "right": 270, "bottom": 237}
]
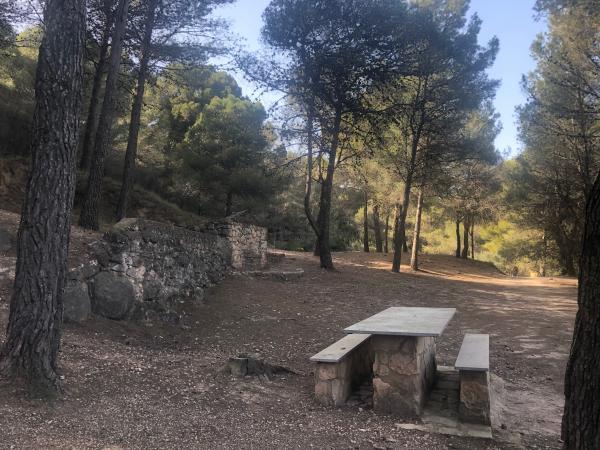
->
[{"left": 64, "top": 218, "right": 268, "bottom": 323}]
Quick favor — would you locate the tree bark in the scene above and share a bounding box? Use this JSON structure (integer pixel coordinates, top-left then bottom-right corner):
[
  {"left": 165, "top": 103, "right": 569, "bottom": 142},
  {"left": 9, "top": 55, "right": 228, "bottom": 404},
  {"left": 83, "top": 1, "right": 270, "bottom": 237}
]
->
[
  {"left": 79, "top": 0, "right": 113, "bottom": 171},
  {"left": 471, "top": 221, "right": 475, "bottom": 260},
  {"left": 455, "top": 218, "right": 461, "bottom": 258},
  {"left": 0, "top": 0, "right": 85, "bottom": 393},
  {"left": 315, "top": 107, "right": 342, "bottom": 270},
  {"left": 461, "top": 217, "right": 470, "bottom": 259},
  {"left": 363, "top": 189, "right": 369, "bottom": 253},
  {"left": 384, "top": 212, "right": 389, "bottom": 254},
  {"left": 410, "top": 190, "right": 424, "bottom": 271},
  {"left": 373, "top": 204, "right": 383, "bottom": 253},
  {"left": 391, "top": 77, "right": 427, "bottom": 272},
  {"left": 304, "top": 105, "right": 320, "bottom": 239},
  {"left": 79, "top": 0, "right": 130, "bottom": 230},
  {"left": 392, "top": 203, "right": 402, "bottom": 269},
  {"left": 392, "top": 153, "right": 416, "bottom": 271},
  {"left": 116, "top": 0, "right": 159, "bottom": 221},
  {"left": 225, "top": 191, "right": 233, "bottom": 217},
  {"left": 561, "top": 172, "right": 600, "bottom": 449}
]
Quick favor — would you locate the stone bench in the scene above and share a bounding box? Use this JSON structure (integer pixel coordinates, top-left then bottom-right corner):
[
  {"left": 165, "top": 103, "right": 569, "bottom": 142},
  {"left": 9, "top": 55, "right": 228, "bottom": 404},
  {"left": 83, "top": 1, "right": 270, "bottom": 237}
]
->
[
  {"left": 455, "top": 333, "right": 491, "bottom": 425},
  {"left": 310, "top": 334, "right": 373, "bottom": 406}
]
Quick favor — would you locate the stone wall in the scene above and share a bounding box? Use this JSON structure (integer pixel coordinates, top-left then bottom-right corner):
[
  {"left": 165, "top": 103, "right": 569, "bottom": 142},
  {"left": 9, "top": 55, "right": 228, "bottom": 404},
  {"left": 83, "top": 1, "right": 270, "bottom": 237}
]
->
[
  {"left": 208, "top": 222, "right": 268, "bottom": 271},
  {"left": 64, "top": 218, "right": 268, "bottom": 323}
]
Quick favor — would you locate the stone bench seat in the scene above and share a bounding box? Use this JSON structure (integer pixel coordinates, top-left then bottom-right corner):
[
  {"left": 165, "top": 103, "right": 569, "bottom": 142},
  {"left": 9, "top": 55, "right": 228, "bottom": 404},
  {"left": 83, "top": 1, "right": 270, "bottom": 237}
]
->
[
  {"left": 455, "top": 334, "right": 491, "bottom": 425},
  {"left": 310, "top": 334, "right": 373, "bottom": 406}
]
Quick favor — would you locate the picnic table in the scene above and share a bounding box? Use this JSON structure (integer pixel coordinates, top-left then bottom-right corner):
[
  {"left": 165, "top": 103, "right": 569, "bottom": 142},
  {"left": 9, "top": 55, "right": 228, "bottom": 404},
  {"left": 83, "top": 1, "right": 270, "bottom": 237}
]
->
[{"left": 344, "top": 307, "right": 456, "bottom": 416}]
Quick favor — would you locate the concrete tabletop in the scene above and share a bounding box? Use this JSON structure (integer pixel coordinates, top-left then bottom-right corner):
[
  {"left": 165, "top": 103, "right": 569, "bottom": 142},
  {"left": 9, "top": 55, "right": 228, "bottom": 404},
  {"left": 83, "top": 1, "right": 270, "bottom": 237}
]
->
[{"left": 344, "top": 307, "right": 456, "bottom": 337}]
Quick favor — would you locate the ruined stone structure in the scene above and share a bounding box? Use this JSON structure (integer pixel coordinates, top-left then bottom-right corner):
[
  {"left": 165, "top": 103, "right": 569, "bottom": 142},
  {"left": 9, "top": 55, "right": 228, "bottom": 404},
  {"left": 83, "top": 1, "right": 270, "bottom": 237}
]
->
[
  {"left": 207, "top": 222, "right": 268, "bottom": 271},
  {"left": 64, "top": 218, "right": 268, "bottom": 323}
]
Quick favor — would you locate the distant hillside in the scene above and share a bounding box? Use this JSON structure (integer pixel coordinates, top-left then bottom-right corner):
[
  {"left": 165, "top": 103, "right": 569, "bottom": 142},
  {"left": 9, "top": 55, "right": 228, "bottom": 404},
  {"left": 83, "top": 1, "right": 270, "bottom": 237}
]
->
[{"left": 0, "top": 157, "right": 211, "bottom": 230}]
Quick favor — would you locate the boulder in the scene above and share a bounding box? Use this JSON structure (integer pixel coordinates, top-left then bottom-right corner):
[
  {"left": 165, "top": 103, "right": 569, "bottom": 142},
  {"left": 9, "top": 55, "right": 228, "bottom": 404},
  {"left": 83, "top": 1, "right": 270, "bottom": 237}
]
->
[
  {"left": 0, "top": 227, "right": 13, "bottom": 252},
  {"left": 92, "top": 272, "right": 135, "bottom": 320},
  {"left": 63, "top": 282, "right": 91, "bottom": 323}
]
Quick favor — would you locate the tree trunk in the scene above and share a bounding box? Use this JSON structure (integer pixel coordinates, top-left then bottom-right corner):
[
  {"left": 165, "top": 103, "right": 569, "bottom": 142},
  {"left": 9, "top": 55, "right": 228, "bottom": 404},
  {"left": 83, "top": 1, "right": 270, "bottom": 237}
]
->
[
  {"left": 455, "top": 219, "right": 461, "bottom": 258},
  {"left": 315, "top": 107, "right": 342, "bottom": 270},
  {"left": 0, "top": 0, "right": 85, "bottom": 393},
  {"left": 78, "top": 0, "right": 130, "bottom": 230},
  {"left": 116, "top": 0, "right": 159, "bottom": 221},
  {"left": 374, "top": 204, "right": 383, "bottom": 253},
  {"left": 410, "top": 190, "right": 424, "bottom": 271},
  {"left": 225, "top": 191, "right": 233, "bottom": 217},
  {"left": 403, "top": 230, "right": 409, "bottom": 253},
  {"left": 392, "top": 160, "right": 416, "bottom": 271},
  {"left": 471, "top": 221, "right": 475, "bottom": 260},
  {"left": 561, "top": 172, "right": 600, "bottom": 449},
  {"left": 461, "top": 217, "right": 470, "bottom": 259},
  {"left": 392, "top": 204, "right": 402, "bottom": 270},
  {"left": 363, "top": 189, "right": 369, "bottom": 253},
  {"left": 79, "top": 0, "right": 113, "bottom": 171},
  {"left": 384, "top": 213, "right": 389, "bottom": 254},
  {"left": 304, "top": 105, "right": 319, "bottom": 238}
]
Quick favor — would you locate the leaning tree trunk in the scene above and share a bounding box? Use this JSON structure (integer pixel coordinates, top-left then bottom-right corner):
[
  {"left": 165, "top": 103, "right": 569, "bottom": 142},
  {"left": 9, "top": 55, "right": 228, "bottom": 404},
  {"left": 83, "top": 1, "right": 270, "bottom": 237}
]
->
[
  {"left": 561, "top": 172, "right": 600, "bottom": 449},
  {"left": 79, "top": 0, "right": 130, "bottom": 230},
  {"left": 455, "top": 219, "right": 461, "bottom": 258},
  {"left": 116, "top": 0, "right": 159, "bottom": 221},
  {"left": 79, "top": 0, "right": 113, "bottom": 171},
  {"left": 410, "top": 190, "right": 424, "bottom": 271},
  {"left": 461, "top": 217, "right": 470, "bottom": 259},
  {"left": 363, "top": 189, "right": 369, "bottom": 253},
  {"left": 0, "top": 0, "right": 85, "bottom": 393},
  {"left": 315, "top": 107, "right": 342, "bottom": 270},
  {"left": 373, "top": 204, "right": 383, "bottom": 253}
]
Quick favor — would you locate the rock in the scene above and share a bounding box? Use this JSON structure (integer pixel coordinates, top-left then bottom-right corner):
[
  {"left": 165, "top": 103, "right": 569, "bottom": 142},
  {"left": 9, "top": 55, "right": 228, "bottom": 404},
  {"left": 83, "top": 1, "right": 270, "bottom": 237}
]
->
[
  {"left": 63, "top": 282, "right": 91, "bottom": 323},
  {"left": 243, "top": 269, "right": 305, "bottom": 281},
  {"left": 222, "top": 356, "right": 293, "bottom": 379},
  {"left": 0, "top": 227, "right": 13, "bottom": 252},
  {"left": 92, "top": 272, "right": 135, "bottom": 320}
]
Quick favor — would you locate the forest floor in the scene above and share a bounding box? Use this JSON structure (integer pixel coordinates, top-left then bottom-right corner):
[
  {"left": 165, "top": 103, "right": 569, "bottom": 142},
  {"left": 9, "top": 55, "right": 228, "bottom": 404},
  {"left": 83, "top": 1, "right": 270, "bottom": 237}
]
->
[{"left": 0, "top": 210, "right": 577, "bottom": 449}]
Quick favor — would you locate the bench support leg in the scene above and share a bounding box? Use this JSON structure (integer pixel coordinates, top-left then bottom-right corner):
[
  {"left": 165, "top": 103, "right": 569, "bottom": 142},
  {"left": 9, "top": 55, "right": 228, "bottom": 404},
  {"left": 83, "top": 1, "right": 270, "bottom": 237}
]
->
[
  {"left": 459, "top": 370, "right": 491, "bottom": 425},
  {"left": 314, "top": 361, "right": 352, "bottom": 406},
  {"left": 371, "top": 335, "right": 436, "bottom": 417}
]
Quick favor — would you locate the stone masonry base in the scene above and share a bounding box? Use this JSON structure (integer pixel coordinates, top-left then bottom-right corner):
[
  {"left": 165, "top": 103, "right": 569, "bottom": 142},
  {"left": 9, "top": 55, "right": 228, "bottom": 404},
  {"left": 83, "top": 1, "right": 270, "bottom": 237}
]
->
[
  {"left": 314, "top": 340, "right": 373, "bottom": 407},
  {"left": 371, "top": 335, "right": 437, "bottom": 417},
  {"left": 459, "top": 370, "right": 491, "bottom": 425}
]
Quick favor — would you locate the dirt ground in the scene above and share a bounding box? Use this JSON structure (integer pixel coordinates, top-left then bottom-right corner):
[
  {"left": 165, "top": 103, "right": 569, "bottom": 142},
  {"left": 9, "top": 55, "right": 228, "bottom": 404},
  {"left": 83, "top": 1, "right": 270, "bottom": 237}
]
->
[{"left": 0, "top": 211, "right": 577, "bottom": 449}]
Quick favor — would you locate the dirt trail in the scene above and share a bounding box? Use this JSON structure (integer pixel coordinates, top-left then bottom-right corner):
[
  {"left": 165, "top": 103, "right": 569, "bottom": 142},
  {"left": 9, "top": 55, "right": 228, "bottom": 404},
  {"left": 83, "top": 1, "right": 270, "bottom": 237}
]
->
[{"left": 0, "top": 214, "right": 576, "bottom": 449}]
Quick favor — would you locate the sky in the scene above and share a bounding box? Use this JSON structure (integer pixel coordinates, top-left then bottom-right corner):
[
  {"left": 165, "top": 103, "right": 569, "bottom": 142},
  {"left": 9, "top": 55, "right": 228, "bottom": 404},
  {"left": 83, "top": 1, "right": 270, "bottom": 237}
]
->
[{"left": 213, "top": 0, "right": 548, "bottom": 155}]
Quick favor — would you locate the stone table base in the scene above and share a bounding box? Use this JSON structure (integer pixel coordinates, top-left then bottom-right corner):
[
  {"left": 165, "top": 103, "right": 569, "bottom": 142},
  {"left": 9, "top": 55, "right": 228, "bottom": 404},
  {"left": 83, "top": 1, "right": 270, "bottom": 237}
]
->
[{"left": 371, "top": 335, "right": 437, "bottom": 416}]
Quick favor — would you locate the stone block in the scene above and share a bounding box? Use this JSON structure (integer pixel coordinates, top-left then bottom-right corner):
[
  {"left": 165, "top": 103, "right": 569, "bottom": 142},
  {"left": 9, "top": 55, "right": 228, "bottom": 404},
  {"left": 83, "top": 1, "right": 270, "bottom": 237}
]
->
[
  {"left": 0, "top": 227, "right": 13, "bottom": 252},
  {"left": 317, "top": 363, "right": 339, "bottom": 381},
  {"left": 92, "top": 272, "right": 136, "bottom": 320},
  {"left": 373, "top": 377, "right": 421, "bottom": 416},
  {"left": 331, "top": 378, "right": 351, "bottom": 405},
  {"left": 63, "top": 282, "right": 91, "bottom": 323},
  {"left": 315, "top": 380, "right": 332, "bottom": 405},
  {"left": 459, "top": 370, "right": 491, "bottom": 425}
]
